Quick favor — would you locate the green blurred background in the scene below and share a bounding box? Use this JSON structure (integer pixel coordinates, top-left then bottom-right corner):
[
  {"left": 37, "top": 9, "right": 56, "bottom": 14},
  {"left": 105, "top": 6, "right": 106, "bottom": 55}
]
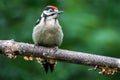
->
[{"left": 0, "top": 0, "right": 120, "bottom": 80}]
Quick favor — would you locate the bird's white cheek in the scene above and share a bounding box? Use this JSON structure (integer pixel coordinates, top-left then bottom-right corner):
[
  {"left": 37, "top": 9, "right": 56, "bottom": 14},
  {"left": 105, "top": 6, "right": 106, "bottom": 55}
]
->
[{"left": 52, "top": 14, "right": 58, "bottom": 19}]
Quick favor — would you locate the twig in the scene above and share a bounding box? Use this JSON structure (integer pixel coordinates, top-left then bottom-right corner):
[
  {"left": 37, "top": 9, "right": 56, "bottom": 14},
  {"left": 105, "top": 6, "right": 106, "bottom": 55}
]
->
[{"left": 0, "top": 40, "right": 120, "bottom": 75}]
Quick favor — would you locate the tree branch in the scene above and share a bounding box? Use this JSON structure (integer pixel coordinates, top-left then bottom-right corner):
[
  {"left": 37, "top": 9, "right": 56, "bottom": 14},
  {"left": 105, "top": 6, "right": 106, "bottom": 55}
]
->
[{"left": 0, "top": 40, "right": 120, "bottom": 75}]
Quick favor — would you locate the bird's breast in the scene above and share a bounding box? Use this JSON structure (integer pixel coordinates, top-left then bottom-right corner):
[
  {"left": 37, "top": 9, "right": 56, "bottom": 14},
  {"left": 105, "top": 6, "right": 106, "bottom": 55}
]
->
[{"left": 33, "top": 21, "right": 63, "bottom": 47}]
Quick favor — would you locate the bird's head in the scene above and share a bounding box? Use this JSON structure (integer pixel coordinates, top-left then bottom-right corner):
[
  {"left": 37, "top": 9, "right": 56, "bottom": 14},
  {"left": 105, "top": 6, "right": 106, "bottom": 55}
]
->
[{"left": 41, "top": 5, "right": 63, "bottom": 19}]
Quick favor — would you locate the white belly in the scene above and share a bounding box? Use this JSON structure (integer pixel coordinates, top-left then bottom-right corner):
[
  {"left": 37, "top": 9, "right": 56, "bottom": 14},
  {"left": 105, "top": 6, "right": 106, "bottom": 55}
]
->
[{"left": 32, "top": 21, "right": 63, "bottom": 47}]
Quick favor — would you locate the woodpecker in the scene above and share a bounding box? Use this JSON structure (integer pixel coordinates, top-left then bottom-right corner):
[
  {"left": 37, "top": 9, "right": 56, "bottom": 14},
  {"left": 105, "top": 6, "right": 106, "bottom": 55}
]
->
[{"left": 32, "top": 5, "right": 63, "bottom": 73}]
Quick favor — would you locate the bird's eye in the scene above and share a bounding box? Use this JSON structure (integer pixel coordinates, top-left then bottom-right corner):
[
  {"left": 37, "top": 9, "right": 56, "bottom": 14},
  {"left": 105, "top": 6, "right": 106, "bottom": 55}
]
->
[{"left": 48, "top": 9, "right": 53, "bottom": 12}]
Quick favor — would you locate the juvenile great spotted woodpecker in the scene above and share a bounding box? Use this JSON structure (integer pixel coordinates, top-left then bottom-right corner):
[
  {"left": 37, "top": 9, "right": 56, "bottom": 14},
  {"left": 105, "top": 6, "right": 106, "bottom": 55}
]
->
[{"left": 32, "top": 5, "right": 63, "bottom": 73}]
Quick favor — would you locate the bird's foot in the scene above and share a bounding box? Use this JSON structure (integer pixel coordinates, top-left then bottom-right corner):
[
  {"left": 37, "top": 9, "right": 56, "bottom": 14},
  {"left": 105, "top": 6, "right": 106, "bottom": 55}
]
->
[
  {"left": 53, "top": 47, "right": 58, "bottom": 53},
  {"left": 34, "top": 44, "right": 40, "bottom": 48}
]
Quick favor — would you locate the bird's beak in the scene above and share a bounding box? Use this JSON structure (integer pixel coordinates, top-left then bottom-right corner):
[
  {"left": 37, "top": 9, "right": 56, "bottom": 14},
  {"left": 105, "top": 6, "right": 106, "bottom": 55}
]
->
[{"left": 57, "top": 11, "right": 63, "bottom": 14}]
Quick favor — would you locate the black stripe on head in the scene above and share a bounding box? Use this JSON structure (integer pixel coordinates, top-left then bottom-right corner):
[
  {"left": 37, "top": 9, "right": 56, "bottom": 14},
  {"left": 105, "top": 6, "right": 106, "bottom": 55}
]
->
[
  {"left": 43, "top": 13, "right": 55, "bottom": 17},
  {"left": 43, "top": 12, "right": 56, "bottom": 22}
]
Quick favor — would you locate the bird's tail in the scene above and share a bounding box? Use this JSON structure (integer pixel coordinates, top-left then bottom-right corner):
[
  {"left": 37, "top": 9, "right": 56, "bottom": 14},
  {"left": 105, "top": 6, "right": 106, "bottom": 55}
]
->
[{"left": 41, "top": 59, "right": 57, "bottom": 73}]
